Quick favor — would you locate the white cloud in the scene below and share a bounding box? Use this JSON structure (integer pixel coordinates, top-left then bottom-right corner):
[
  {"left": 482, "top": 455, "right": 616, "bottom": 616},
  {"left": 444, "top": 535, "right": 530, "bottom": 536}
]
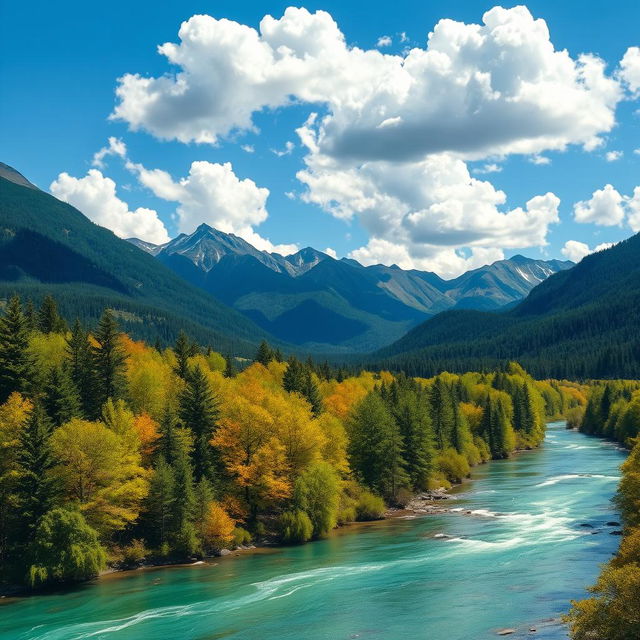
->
[
  {"left": 605, "top": 150, "right": 623, "bottom": 162},
  {"left": 619, "top": 46, "right": 640, "bottom": 93},
  {"left": 529, "top": 155, "right": 551, "bottom": 165},
  {"left": 561, "top": 239, "right": 614, "bottom": 262},
  {"left": 323, "top": 247, "right": 338, "bottom": 258},
  {"left": 626, "top": 186, "right": 640, "bottom": 232},
  {"left": 296, "top": 142, "right": 560, "bottom": 277},
  {"left": 92, "top": 137, "right": 127, "bottom": 168},
  {"left": 573, "top": 184, "right": 625, "bottom": 226},
  {"left": 127, "top": 159, "right": 297, "bottom": 255},
  {"left": 473, "top": 163, "right": 502, "bottom": 174},
  {"left": 271, "top": 141, "right": 295, "bottom": 156},
  {"left": 241, "top": 144, "right": 255, "bottom": 153},
  {"left": 376, "top": 35, "right": 392, "bottom": 47},
  {"left": 112, "top": 6, "right": 622, "bottom": 160},
  {"left": 50, "top": 170, "right": 170, "bottom": 244}
]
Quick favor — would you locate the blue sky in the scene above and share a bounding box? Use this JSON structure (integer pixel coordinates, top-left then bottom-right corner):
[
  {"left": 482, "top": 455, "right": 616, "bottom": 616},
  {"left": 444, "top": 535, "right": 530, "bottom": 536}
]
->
[{"left": 2, "top": 0, "right": 640, "bottom": 277}]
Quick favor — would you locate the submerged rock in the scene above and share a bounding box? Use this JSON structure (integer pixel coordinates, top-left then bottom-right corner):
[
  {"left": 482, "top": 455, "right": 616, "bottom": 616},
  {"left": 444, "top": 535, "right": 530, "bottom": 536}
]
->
[
  {"left": 606, "top": 521, "right": 620, "bottom": 527},
  {"left": 497, "top": 629, "right": 516, "bottom": 636}
]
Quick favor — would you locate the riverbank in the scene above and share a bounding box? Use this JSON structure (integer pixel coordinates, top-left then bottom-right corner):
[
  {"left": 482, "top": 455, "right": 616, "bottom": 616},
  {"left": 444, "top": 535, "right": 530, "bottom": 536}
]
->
[{"left": 0, "top": 423, "right": 627, "bottom": 640}]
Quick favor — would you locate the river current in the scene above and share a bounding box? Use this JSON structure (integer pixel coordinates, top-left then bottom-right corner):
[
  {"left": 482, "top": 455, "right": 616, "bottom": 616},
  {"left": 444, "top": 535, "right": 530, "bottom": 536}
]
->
[{"left": 0, "top": 423, "right": 627, "bottom": 640}]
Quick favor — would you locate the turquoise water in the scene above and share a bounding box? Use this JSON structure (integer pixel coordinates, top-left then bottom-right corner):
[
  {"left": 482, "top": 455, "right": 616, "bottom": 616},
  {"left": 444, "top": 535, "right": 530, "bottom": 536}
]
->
[{"left": 0, "top": 423, "right": 626, "bottom": 640}]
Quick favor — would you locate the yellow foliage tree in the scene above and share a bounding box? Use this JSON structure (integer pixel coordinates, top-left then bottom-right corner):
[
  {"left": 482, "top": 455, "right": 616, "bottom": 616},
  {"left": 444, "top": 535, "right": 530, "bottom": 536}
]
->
[
  {"left": 50, "top": 418, "right": 149, "bottom": 536},
  {"left": 201, "top": 501, "right": 236, "bottom": 551}
]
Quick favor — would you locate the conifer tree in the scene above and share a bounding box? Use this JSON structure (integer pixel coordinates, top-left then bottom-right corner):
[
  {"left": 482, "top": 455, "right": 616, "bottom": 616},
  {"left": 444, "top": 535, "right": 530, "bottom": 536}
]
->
[
  {"left": 429, "top": 377, "right": 455, "bottom": 450},
  {"left": 92, "top": 310, "right": 126, "bottom": 408},
  {"left": 66, "top": 319, "right": 98, "bottom": 419},
  {"left": 144, "top": 456, "right": 175, "bottom": 551},
  {"left": 283, "top": 357, "right": 305, "bottom": 393},
  {"left": 43, "top": 365, "right": 81, "bottom": 427},
  {"left": 24, "top": 300, "right": 37, "bottom": 332},
  {"left": 38, "top": 295, "right": 66, "bottom": 334},
  {"left": 0, "top": 296, "right": 36, "bottom": 403},
  {"left": 347, "top": 392, "right": 408, "bottom": 499},
  {"left": 171, "top": 443, "right": 198, "bottom": 556},
  {"left": 223, "top": 354, "right": 237, "bottom": 378},
  {"left": 11, "top": 404, "right": 58, "bottom": 572},
  {"left": 173, "top": 331, "right": 192, "bottom": 380},
  {"left": 254, "top": 340, "right": 274, "bottom": 366},
  {"left": 179, "top": 365, "right": 220, "bottom": 482}
]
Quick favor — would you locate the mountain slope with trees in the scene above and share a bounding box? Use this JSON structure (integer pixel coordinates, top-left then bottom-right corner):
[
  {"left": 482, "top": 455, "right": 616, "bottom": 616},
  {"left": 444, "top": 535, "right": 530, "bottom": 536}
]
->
[
  {"left": 373, "top": 234, "right": 640, "bottom": 379},
  {"left": 130, "top": 223, "right": 572, "bottom": 352},
  {"left": 0, "top": 172, "right": 276, "bottom": 355}
]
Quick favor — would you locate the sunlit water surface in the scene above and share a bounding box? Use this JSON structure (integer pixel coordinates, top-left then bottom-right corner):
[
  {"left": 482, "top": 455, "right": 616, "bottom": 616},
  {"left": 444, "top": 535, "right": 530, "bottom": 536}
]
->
[{"left": 0, "top": 423, "right": 626, "bottom": 640}]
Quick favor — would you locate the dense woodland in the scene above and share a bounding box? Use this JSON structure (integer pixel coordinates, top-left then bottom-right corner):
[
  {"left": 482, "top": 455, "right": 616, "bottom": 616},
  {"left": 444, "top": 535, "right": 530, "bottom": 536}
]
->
[
  {"left": 0, "top": 295, "right": 585, "bottom": 590},
  {"left": 566, "top": 381, "right": 640, "bottom": 639}
]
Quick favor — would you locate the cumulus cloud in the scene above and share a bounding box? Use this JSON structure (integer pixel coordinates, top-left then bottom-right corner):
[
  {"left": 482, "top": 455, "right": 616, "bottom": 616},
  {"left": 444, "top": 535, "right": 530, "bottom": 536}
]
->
[
  {"left": 376, "top": 35, "right": 392, "bottom": 47},
  {"left": 111, "top": 6, "right": 621, "bottom": 160},
  {"left": 323, "top": 247, "right": 338, "bottom": 258},
  {"left": 561, "top": 239, "right": 614, "bottom": 262},
  {"left": 605, "top": 150, "right": 623, "bottom": 162},
  {"left": 127, "top": 160, "right": 297, "bottom": 254},
  {"left": 296, "top": 140, "right": 560, "bottom": 277},
  {"left": 50, "top": 170, "right": 170, "bottom": 244},
  {"left": 92, "top": 137, "right": 127, "bottom": 168},
  {"left": 529, "top": 155, "right": 551, "bottom": 165},
  {"left": 241, "top": 144, "right": 255, "bottom": 153},
  {"left": 573, "top": 184, "right": 625, "bottom": 226},
  {"left": 272, "top": 141, "right": 295, "bottom": 156},
  {"left": 626, "top": 186, "right": 640, "bottom": 232},
  {"left": 473, "top": 163, "right": 502, "bottom": 174},
  {"left": 619, "top": 46, "right": 640, "bottom": 93}
]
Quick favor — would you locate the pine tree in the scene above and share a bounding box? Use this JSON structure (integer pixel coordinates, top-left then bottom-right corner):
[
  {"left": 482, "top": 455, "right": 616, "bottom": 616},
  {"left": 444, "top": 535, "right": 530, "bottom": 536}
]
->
[
  {"left": 0, "top": 296, "right": 36, "bottom": 403},
  {"left": 254, "top": 340, "right": 274, "bottom": 366},
  {"left": 303, "top": 373, "right": 324, "bottom": 417},
  {"left": 24, "top": 300, "right": 37, "bottom": 332},
  {"left": 429, "top": 377, "right": 455, "bottom": 450},
  {"left": 171, "top": 444, "right": 198, "bottom": 556},
  {"left": 283, "top": 357, "right": 305, "bottom": 393},
  {"left": 144, "top": 456, "right": 175, "bottom": 551},
  {"left": 173, "top": 331, "right": 191, "bottom": 380},
  {"left": 43, "top": 365, "right": 81, "bottom": 427},
  {"left": 66, "top": 319, "right": 98, "bottom": 419},
  {"left": 223, "top": 354, "right": 237, "bottom": 378},
  {"left": 179, "top": 365, "right": 220, "bottom": 482},
  {"left": 347, "top": 392, "right": 408, "bottom": 499},
  {"left": 10, "top": 404, "right": 58, "bottom": 574},
  {"left": 38, "top": 295, "right": 66, "bottom": 334},
  {"left": 92, "top": 310, "right": 126, "bottom": 409}
]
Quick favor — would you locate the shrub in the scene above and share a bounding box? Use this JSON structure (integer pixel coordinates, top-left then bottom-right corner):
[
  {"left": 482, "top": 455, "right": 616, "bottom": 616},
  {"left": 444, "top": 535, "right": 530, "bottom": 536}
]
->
[
  {"left": 121, "top": 539, "right": 148, "bottom": 566},
  {"left": 278, "top": 510, "right": 313, "bottom": 543},
  {"left": 27, "top": 508, "right": 106, "bottom": 587},
  {"left": 435, "top": 448, "right": 471, "bottom": 484},
  {"left": 232, "top": 527, "right": 252, "bottom": 547},
  {"left": 355, "top": 490, "right": 385, "bottom": 521},
  {"left": 293, "top": 462, "right": 340, "bottom": 538},
  {"left": 565, "top": 406, "right": 585, "bottom": 430}
]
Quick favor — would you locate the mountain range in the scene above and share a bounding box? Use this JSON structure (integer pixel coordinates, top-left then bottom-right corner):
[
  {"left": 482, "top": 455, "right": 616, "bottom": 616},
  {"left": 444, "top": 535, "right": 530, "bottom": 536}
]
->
[
  {"left": 128, "top": 225, "right": 572, "bottom": 352},
  {"left": 373, "top": 232, "right": 640, "bottom": 379},
  {"left": 6, "top": 159, "right": 637, "bottom": 378}
]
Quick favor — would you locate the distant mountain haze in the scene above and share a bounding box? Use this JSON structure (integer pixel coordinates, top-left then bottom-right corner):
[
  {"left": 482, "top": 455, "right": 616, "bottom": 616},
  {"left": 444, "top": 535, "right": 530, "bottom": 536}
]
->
[{"left": 128, "top": 224, "right": 573, "bottom": 352}]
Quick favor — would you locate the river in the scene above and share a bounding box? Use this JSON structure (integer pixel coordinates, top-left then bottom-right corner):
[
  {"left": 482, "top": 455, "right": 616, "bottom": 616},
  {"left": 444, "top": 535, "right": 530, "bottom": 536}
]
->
[{"left": 0, "top": 423, "right": 627, "bottom": 640}]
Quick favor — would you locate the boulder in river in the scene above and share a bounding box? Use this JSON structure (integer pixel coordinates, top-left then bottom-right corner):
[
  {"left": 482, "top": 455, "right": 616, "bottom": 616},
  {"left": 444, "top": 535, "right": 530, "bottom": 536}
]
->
[
  {"left": 606, "top": 521, "right": 620, "bottom": 527},
  {"left": 579, "top": 523, "right": 594, "bottom": 528},
  {"left": 496, "top": 629, "right": 516, "bottom": 636}
]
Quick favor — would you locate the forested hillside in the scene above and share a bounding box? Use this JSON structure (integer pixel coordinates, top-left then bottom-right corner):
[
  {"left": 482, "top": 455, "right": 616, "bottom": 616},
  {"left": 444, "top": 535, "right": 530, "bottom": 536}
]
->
[
  {"left": 373, "top": 234, "right": 640, "bottom": 379},
  {"left": 0, "top": 175, "right": 273, "bottom": 355},
  {"left": 0, "top": 295, "right": 584, "bottom": 590},
  {"left": 565, "top": 381, "right": 640, "bottom": 639}
]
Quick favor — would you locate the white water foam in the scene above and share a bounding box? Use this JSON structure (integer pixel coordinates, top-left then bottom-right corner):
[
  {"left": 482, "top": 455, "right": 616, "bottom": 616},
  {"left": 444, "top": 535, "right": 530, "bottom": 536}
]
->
[{"left": 535, "top": 474, "right": 619, "bottom": 488}]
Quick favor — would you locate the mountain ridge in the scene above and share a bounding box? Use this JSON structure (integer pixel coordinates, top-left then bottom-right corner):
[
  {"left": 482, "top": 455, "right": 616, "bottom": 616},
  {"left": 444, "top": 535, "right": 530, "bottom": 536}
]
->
[{"left": 128, "top": 224, "right": 573, "bottom": 351}]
